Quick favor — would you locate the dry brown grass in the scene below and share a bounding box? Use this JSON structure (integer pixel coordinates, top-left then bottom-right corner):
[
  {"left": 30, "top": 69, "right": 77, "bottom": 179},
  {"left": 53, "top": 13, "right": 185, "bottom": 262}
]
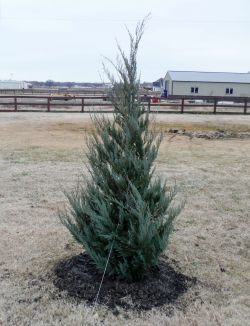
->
[{"left": 0, "top": 112, "right": 250, "bottom": 325}]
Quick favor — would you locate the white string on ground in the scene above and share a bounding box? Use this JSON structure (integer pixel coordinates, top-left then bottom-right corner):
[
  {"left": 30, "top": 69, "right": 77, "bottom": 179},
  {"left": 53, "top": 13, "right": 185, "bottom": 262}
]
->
[
  {"left": 83, "top": 239, "right": 115, "bottom": 323},
  {"left": 92, "top": 239, "right": 115, "bottom": 311}
]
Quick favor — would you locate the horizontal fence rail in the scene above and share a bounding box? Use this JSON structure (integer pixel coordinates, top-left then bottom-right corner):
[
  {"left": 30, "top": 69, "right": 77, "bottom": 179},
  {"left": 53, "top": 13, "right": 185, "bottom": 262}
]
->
[
  {"left": 0, "top": 88, "right": 109, "bottom": 95},
  {"left": 0, "top": 94, "right": 249, "bottom": 114}
]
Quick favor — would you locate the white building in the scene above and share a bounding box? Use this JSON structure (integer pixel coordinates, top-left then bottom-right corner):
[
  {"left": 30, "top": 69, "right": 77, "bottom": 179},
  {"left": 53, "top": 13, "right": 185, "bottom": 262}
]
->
[
  {"left": 152, "top": 78, "right": 163, "bottom": 92},
  {"left": 163, "top": 71, "right": 250, "bottom": 97},
  {"left": 0, "top": 80, "right": 30, "bottom": 89}
]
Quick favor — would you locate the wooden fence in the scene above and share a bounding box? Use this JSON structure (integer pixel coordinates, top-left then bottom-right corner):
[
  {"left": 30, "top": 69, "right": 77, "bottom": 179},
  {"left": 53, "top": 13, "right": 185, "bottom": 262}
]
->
[
  {"left": 0, "top": 94, "right": 249, "bottom": 114},
  {"left": 164, "top": 95, "right": 250, "bottom": 114},
  {"left": 0, "top": 88, "right": 108, "bottom": 95}
]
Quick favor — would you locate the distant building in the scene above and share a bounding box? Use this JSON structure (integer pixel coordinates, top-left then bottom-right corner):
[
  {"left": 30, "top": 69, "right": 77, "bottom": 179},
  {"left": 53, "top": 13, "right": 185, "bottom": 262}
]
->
[
  {"left": 163, "top": 71, "right": 250, "bottom": 97},
  {"left": 141, "top": 82, "right": 153, "bottom": 91},
  {"left": 152, "top": 78, "right": 163, "bottom": 92},
  {"left": 0, "top": 80, "right": 31, "bottom": 89}
]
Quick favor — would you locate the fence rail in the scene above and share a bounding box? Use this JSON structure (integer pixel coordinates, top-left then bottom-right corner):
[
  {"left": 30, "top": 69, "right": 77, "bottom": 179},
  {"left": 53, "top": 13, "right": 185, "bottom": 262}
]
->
[
  {"left": 0, "top": 94, "right": 249, "bottom": 114},
  {"left": 0, "top": 88, "right": 108, "bottom": 95}
]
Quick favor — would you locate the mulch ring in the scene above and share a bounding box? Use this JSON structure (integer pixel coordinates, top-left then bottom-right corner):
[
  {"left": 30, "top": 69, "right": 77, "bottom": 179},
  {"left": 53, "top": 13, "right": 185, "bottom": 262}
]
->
[{"left": 54, "top": 253, "right": 196, "bottom": 311}]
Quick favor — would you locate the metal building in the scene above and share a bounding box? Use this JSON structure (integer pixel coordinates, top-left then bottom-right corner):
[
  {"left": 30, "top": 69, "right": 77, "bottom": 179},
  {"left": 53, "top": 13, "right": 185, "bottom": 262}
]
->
[
  {"left": 152, "top": 78, "right": 163, "bottom": 92},
  {"left": 0, "top": 80, "right": 30, "bottom": 89},
  {"left": 163, "top": 71, "right": 250, "bottom": 97}
]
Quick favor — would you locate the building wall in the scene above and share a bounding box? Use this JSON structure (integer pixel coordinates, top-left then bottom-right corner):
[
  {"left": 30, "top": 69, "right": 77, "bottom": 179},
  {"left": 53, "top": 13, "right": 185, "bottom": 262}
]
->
[
  {"left": 165, "top": 80, "right": 250, "bottom": 96},
  {"left": 152, "top": 86, "right": 162, "bottom": 92},
  {"left": 164, "top": 72, "right": 172, "bottom": 94},
  {"left": 0, "top": 81, "right": 29, "bottom": 89}
]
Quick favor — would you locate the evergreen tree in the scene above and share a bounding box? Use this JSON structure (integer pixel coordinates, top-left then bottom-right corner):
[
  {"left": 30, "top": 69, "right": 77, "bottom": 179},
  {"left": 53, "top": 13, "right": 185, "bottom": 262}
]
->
[{"left": 60, "top": 19, "right": 182, "bottom": 281}]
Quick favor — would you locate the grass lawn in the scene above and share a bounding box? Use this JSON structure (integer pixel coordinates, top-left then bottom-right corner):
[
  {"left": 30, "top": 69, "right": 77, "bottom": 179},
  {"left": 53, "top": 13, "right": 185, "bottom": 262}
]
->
[{"left": 0, "top": 113, "right": 250, "bottom": 325}]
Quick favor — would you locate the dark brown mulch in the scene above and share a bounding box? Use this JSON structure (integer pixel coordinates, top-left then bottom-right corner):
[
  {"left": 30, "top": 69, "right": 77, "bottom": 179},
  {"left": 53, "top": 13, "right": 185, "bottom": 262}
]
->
[{"left": 54, "top": 253, "right": 196, "bottom": 311}]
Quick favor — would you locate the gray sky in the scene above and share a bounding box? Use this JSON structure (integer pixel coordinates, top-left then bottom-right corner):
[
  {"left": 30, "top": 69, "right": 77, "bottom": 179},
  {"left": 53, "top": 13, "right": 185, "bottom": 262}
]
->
[{"left": 0, "top": 0, "right": 250, "bottom": 82}]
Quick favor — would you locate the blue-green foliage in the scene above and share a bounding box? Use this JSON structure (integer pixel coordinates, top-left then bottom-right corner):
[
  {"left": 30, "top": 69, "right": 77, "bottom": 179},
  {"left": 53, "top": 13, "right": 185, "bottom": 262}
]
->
[{"left": 60, "top": 19, "right": 182, "bottom": 281}]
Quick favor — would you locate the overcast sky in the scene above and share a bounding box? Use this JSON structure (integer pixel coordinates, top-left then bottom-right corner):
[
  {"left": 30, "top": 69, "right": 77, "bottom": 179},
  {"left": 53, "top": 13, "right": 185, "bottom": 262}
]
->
[{"left": 0, "top": 0, "right": 250, "bottom": 82}]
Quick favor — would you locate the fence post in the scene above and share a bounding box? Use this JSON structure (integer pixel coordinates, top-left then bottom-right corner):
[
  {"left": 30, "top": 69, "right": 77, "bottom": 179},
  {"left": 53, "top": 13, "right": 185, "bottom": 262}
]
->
[
  {"left": 14, "top": 97, "right": 17, "bottom": 111},
  {"left": 213, "top": 99, "right": 217, "bottom": 114},
  {"left": 181, "top": 98, "right": 184, "bottom": 113},
  {"left": 47, "top": 97, "right": 50, "bottom": 112},
  {"left": 81, "top": 98, "right": 84, "bottom": 112},
  {"left": 244, "top": 100, "right": 247, "bottom": 114}
]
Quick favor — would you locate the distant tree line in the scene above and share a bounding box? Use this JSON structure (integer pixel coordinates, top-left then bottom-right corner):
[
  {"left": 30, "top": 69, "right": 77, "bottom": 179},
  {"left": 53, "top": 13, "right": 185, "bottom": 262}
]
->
[
  {"left": 25, "top": 80, "right": 153, "bottom": 89},
  {"left": 26, "top": 80, "right": 108, "bottom": 88}
]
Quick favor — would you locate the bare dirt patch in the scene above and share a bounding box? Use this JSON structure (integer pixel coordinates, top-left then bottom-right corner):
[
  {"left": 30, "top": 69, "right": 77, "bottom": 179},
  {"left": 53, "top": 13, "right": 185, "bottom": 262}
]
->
[{"left": 167, "top": 128, "right": 250, "bottom": 139}]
